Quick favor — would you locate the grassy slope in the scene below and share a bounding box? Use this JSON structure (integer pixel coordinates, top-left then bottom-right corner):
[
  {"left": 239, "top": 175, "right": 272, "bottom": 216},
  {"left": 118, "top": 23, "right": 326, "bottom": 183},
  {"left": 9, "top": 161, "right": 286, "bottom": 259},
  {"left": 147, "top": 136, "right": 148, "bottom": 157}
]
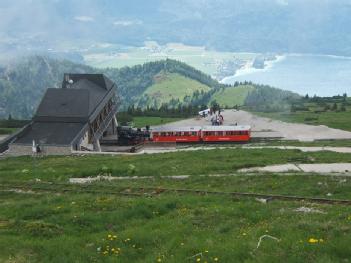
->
[
  {"left": 211, "top": 85, "right": 255, "bottom": 107},
  {"left": 1, "top": 191, "right": 351, "bottom": 263},
  {"left": 1, "top": 149, "right": 351, "bottom": 262},
  {"left": 143, "top": 72, "right": 211, "bottom": 105},
  {"left": 1, "top": 148, "right": 351, "bottom": 183},
  {"left": 252, "top": 97, "right": 351, "bottom": 131},
  {"left": 255, "top": 111, "right": 351, "bottom": 132}
]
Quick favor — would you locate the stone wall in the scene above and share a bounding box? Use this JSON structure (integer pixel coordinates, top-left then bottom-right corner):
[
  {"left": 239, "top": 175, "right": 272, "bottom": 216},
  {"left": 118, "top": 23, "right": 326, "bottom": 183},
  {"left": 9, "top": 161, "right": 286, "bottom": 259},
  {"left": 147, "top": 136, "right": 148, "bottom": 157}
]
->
[{"left": 8, "top": 144, "right": 72, "bottom": 156}]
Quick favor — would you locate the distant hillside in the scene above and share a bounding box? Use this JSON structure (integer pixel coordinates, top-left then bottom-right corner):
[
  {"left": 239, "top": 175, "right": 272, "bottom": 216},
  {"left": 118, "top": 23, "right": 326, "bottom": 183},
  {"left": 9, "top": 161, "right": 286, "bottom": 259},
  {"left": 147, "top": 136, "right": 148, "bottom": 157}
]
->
[
  {"left": 0, "top": 57, "right": 226, "bottom": 119},
  {"left": 210, "top": 85, "right": 255, "bottom": 108},
  {"left": 0, "top": 56, "right": 300, "bottom": 119},
  {"left": 139, "top": 72, "right": 211, "bottom": 108},
  {"left": 0, "top": 56, "right": 93, "bottom": 119}
]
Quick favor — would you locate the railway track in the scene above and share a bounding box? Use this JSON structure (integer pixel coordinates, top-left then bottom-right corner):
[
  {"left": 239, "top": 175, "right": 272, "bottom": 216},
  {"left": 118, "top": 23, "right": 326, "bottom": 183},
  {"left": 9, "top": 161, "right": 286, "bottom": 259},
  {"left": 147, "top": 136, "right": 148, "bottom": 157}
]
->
[{"left": 1, "top": 181, "right": 351, "bottom": 205}]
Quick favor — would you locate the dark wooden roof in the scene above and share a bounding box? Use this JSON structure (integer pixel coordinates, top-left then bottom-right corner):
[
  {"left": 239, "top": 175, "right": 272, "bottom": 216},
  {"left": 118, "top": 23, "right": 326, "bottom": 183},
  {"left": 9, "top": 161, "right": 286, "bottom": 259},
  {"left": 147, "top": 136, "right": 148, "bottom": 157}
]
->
[
  {"left": 33, "top": 74, "right": 115, "bottom": 123},
  {"left": 15, "top": 122, "right": 87, "bottom": 146},
  {"left": 12, "top": 74, "right": 117, "bottom": 146}
]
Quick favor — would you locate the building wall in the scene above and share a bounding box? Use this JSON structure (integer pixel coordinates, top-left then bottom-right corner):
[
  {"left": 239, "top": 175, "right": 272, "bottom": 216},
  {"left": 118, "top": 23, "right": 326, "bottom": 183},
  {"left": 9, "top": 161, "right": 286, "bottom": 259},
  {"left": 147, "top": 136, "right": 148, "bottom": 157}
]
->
[{"left": 8, "top": 144, "right": 72, "bottom": 156}]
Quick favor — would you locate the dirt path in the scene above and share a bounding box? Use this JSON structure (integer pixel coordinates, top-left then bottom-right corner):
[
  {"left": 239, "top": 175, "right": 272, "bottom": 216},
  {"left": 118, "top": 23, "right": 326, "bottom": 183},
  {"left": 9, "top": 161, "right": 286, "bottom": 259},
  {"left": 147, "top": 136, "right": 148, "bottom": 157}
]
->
[
  {"left": 69, "top": 163, "right": 351, "bottom": 184},
  {"left": 155, "top": 110, "right": 351, "bottom": 141},
  {"left": 73, "top": 145, "right": 351, "bottom": 155},
  {"left": 240, "top": 163, "right": 351, "bottom": 174}
]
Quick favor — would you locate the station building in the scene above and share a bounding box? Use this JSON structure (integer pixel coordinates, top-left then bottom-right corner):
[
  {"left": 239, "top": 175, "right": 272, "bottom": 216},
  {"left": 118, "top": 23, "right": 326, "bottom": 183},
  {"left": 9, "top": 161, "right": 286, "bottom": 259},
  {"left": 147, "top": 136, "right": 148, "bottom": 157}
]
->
[{"left": 5, "top": 74, "right": 118, "bottom": 155}]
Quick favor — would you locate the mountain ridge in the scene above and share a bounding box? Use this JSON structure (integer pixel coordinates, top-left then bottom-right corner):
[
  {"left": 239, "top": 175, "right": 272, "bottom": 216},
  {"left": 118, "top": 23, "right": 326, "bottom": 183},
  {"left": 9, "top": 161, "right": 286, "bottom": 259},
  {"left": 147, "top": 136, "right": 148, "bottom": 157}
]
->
[{"left": 0, "top": 56, "right": 299, "bottom": 119}]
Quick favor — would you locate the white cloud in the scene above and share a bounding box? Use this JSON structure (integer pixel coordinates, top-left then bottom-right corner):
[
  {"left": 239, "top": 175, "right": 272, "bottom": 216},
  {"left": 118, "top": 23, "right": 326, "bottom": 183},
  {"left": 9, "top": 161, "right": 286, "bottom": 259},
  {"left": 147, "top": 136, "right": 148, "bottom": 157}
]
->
[
  {"left": 74, "top": 16, "right": 94, "bottom": 22},
  {"left": 113, "top": 20, "right": 142, "bottom": 26}
]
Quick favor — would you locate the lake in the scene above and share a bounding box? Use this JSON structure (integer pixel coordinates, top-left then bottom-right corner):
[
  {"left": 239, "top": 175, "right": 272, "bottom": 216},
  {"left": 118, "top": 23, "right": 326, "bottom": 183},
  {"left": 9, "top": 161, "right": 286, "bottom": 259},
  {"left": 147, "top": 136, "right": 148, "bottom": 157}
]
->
[{"left": 222, "top": 54, "right": 351, "bottom": 96}]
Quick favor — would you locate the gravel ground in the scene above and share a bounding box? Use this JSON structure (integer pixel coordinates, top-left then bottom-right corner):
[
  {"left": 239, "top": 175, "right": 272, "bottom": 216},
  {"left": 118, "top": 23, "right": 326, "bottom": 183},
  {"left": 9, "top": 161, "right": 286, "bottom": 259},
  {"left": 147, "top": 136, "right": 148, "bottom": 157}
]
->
[
  {"left": 155, "top": 110, "right": 351, "bottom": 141},
  {"left": 74, "top": 146, "right": 351, "bottom": 155},
  {"left": 240, "top": 163, "right": 351, "bottom": 174}
]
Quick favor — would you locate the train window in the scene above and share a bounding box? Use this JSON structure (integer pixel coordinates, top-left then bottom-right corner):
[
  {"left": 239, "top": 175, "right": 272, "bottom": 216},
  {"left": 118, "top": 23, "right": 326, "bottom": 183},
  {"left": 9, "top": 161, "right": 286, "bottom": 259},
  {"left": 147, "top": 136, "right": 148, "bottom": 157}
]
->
[
  {"left": 154, "top": 132, "right": 159, "bottom": 136},
  {"left": 191, "top": 132, "right": 197, "bottom": 136},
  {"left": 217, "top": 131, "right": 223, "bottom": 136},
  {"left": 161, "top": 132, "right": 166, "bottom": 136},
  {"left": 184, "top": 132, "right": 190, "bottom": 136}
]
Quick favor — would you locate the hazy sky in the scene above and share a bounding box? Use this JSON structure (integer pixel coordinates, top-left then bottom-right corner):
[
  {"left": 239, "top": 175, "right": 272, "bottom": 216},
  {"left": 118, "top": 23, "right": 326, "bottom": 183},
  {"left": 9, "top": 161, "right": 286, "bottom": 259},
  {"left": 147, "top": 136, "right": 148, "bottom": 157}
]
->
[{"left": 1, "top": 0, "right": 351, "bottom": 55}]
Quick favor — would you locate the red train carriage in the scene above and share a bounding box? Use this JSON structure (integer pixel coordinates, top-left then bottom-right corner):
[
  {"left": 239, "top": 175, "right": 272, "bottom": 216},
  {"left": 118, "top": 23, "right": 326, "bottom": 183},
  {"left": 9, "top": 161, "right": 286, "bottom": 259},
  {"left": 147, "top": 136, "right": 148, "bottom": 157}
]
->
[
  {"left": 201, "top": 125, "right": 251, "bottom": 142},
  {"left": 151, "top": 126, "right": 202, "bottom": 143}
]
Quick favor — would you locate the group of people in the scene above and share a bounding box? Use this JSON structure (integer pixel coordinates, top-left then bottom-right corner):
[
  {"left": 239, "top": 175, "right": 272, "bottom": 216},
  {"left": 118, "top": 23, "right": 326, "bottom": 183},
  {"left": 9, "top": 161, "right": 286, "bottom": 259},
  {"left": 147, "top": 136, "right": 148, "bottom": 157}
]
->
[
  {"left": 209, "top": 108, "right": 224, "bottom": 126},
  {"left": 199, "top": 107, "right": 225, "bottom": 126},
  {"left": 210, "top": 114, "right": 224, "bottom": 126}
]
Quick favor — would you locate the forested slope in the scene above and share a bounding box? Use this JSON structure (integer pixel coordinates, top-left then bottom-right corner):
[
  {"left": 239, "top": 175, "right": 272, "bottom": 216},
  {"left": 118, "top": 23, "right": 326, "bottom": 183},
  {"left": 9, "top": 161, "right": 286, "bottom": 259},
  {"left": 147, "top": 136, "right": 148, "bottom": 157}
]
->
[{"left": 0, "top": 56, "right": 300, "bottom": 119}]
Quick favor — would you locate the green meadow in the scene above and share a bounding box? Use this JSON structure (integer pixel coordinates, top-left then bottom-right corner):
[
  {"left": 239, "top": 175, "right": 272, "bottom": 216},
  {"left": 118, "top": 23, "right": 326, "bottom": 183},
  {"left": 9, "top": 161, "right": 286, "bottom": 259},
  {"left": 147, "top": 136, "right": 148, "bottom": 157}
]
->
[
  {"left": 1, "top": 148, "right": 351, "bottom": 262},
  {"left": 143, "top": 73, "right": 211, "bottom": 105},
  {"left": 211, "top": 85, "right": 255, "bottom": 108},
  {"left": 253, "top": 97, "right": 351, "bottom": 132}
]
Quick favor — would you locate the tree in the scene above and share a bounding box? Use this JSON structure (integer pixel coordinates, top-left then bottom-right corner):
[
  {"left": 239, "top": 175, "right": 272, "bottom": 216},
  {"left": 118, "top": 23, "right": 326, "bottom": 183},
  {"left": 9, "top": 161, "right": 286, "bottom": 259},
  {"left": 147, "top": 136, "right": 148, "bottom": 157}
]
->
[
  {"left": 340, "top": 103, "right": 346, "bottom": 112},
  {"left": 210, "top": 100, "right": 220, "bottom": 112},
  {"left": 332, "top": 102, "right": 338, "bottom": 111}
]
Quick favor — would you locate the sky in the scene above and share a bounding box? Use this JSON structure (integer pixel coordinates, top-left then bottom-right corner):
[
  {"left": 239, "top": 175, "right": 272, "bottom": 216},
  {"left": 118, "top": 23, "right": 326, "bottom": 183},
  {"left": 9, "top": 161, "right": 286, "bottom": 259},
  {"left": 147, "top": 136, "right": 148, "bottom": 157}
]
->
[{"left": 1, "top": 0, "right": 351, "bottom": 55}]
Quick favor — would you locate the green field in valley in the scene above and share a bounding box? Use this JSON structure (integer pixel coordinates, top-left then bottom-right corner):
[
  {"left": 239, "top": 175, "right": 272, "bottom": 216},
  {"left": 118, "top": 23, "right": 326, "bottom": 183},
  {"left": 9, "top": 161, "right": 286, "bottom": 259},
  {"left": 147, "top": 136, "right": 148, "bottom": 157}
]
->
[
  {"left": 142, "top": 73, "right": 211, "bottom": 105},
  {"left": 83, "top": 42, "right": 256, "bottom": 76},
  {"left": 1, "top": 148, "right": 351, "bottom": 262}
]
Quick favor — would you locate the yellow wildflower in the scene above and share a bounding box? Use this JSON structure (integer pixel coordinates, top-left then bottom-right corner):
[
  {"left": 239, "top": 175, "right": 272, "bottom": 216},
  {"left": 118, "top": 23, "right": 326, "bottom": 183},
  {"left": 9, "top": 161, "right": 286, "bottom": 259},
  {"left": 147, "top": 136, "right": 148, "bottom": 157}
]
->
[
  {"left": 214, "top": 257, "right": 219, "bottom": 261},
  {"left": 308, "top": 238, "right": 319, "bottom": 243},
  {"left": 196, "top": 258, "right": 201, "bottom": 262},
  {"left": 157, "top": 258, "right": 162, "bottom": 262}
]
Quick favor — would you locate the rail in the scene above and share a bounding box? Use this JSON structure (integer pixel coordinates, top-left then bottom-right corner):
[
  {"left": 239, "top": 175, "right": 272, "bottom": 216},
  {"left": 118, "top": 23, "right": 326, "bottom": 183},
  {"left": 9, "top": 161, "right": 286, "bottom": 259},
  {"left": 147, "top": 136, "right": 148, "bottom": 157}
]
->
[{"left": 1, "top": 182, "right": 351, "bottom": 205}]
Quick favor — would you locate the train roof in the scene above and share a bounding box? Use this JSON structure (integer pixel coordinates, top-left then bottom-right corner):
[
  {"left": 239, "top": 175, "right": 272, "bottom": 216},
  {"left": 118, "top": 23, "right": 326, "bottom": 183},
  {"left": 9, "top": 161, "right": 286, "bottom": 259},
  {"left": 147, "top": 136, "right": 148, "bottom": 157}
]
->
[
  {"left": 151, "top": 126, "right": 202, "bottom": 132},
  {"left": 201, "top": 125, "right": 251, "bottom": 131}
]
